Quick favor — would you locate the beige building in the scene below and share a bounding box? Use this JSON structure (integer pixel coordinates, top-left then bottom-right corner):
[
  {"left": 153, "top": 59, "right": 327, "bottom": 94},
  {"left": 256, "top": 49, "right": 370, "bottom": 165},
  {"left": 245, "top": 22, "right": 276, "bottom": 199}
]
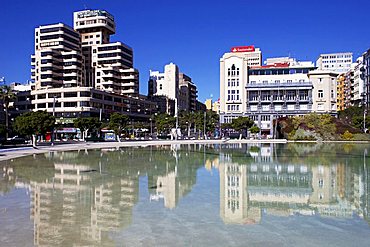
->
[
  {"left": 219, "top": 161, "right": 261, "bottom": 224},
  {"left": 309, "top": 70, "right": 338, "bottom": 114},
  {"left": 220, "top": 47, "right": 259, "bottom": 121}
]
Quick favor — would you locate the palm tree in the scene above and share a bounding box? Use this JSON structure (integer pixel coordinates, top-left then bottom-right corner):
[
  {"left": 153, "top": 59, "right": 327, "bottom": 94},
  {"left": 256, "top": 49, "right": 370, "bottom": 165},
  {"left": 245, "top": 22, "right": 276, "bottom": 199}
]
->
[{"left": 0, "top": 85, "right": 15, "bottom": 139}]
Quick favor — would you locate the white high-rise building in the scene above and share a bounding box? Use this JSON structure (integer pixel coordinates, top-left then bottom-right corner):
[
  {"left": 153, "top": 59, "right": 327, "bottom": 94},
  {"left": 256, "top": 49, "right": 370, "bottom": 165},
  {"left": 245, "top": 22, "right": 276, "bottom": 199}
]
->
[
  {"left": 316, "top": 52, "right": 353, "bottom": 73},
  {"left": 352, "top": 57, "right": 365, "bottom": 106},
  {"left": 28, "top": 10, "right": 156, "bottom": 120},
  {"left": 148, "top": 63, "right": 199, "bottom": 114},
  {"left": 31, "top": 23, "right": 84, "bottom": 90},
  {"left": 149, "top": 63, "right": 179, "bottom": 100},
  {"left": 73, "top": 10, "right": 138, "bottom": 97}
]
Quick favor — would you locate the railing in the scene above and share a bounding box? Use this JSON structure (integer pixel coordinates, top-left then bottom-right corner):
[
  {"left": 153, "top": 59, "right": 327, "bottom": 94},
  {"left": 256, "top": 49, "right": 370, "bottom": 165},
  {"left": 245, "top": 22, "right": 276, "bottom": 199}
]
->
[{"left": 246, "top": 81, "right": 313, "bottom": 88}]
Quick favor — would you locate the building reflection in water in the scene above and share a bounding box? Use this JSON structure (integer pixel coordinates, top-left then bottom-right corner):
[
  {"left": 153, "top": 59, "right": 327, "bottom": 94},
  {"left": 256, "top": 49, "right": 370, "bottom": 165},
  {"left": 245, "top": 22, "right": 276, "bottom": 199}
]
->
[
  {"left": 29, "top": 153, "right": 139, "bottom": 246},
  {"left": 0, "top": 143, "right": 369, "bottom": 246},
  {"left": 217, "top": 143, "right": 370, "bottom": 225},
  {"left": 148, "top": 144, "right": 203, "bottom": 209},
  {"left": 0, "top": 145, "right": 205, "bottom": 246}
]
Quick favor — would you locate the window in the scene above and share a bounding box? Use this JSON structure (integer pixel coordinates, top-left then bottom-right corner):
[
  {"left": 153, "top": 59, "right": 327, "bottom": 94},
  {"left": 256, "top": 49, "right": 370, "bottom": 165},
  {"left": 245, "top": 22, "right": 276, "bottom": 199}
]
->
[
  {"left": 64, "top": 102, "right": 77, "bottom": 107},
  {"left": 319, "top": 179, "right": 324, "bottom": 188},
  {"left": 318, "top": 90, "right": 324, "bottom": 98},
  {"left": 80, "top": 91, "right": 91, "bottom": 97},
  {"left": 64, "top": 92, "right": 77, "bottom": 98}
]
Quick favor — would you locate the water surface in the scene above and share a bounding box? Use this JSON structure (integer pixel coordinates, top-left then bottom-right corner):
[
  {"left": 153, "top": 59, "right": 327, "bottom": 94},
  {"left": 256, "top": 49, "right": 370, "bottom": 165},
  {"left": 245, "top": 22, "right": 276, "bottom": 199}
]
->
[{"left": 1, "top": 143, "right": 370, "bottom": 246}]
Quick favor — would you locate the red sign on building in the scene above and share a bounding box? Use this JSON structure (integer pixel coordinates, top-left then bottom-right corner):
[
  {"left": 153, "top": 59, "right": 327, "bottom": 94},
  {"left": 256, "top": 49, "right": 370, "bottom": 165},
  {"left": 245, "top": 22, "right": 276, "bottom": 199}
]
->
[{"left": 231, "top": 46, "right": 255, "bottom": 53}]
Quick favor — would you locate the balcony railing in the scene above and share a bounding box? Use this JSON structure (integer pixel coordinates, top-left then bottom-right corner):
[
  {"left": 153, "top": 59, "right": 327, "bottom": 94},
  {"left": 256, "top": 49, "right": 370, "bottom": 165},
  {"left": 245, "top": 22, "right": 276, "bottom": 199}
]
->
[{"left": 246, "top": 81, "right": 313, "bottom": 89}]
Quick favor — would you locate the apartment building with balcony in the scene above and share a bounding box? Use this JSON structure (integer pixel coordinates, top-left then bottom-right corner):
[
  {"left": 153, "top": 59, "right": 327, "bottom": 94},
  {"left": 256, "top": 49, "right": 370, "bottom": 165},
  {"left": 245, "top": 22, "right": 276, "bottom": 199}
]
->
[
  {"left": 220, "top": 50, "right": 317, "bottom": 135},
  {"left": 363, "top": 49, "right": 370, "bottom": 108},
  {"left": 179, "top": 73, "right": 198, "bottom": 112},
  {"left": 246, "top": 60, "right": 316, "bottom": 135},
  {"left": 74, "top": 10, "right": 138, "bottom": 97},
  {"left": 352, "top": 57, "right": 365, "bottom": 106},
  {"left": 27, "top": 10, "right": 153, "bottom": 122},
  {"left": 337, "top": 74, "right": 346, "bottom": 111},
  {"left": 31, "top": 23, "right": 84, "bottom": 90}
]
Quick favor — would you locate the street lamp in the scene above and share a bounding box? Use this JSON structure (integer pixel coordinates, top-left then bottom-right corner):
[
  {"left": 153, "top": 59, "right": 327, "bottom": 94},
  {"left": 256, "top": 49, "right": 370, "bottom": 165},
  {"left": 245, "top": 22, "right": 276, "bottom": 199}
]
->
[
  {"left": 203, "top": 111, "right": 206, "bottom": 139},
  {"left": 149, "top": 118, "right": 152, "bottom": 138},
  {"left": 362, "top": 92, "right": 367, "bottom": 133},
  {"left": 51, "top": 96, "right": 57, "bottom": 146}
]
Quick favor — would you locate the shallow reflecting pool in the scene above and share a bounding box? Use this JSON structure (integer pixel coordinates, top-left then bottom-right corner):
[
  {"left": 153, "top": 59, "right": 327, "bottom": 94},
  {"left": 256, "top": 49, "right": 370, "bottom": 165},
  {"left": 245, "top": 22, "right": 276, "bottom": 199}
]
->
[{"left": 1, "top": 143, "right": 370, "bottom": 246}]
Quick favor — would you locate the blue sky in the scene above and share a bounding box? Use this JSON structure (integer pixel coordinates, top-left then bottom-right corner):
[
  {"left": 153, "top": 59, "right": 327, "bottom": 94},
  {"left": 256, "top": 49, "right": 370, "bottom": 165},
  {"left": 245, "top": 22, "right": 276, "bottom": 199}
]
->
[{"left": 0, "top": 0, "right": 369, "bottom": 101}]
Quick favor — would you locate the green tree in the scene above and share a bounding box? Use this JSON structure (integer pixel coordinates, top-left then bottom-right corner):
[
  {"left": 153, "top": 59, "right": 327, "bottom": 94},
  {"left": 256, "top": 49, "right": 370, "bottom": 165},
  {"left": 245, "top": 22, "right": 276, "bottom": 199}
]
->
[
  {"left": 205, "top": 111, "right": 219, "bottom": 133},
  {"left": 154, "top": 113, "right": 175, "bottom": 134},
  {"left": 249, "top": 125, "right": 260, "bottom": 135},
  {"left": 74, "top": 117, "right": 101, "bottom": 140},
  {"left": 231, "top": 117, "right": 254, "bottom": 139},
  {"left": 0, "top": 85, "right": 16, "bottom": 139},
  {"left": 231, "top": 117, "right": 254, "bottom": 131},
  {"left": 108, "top": 112, "right": 129, "bottom": 141},
  {"left": 14, "top": 111, "right": 55, "bottom": 146}
]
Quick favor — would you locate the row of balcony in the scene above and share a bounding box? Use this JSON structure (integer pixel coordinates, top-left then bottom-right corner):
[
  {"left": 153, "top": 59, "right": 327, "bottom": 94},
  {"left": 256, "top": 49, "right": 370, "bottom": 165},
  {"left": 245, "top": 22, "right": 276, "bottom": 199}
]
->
[{"left": 237, "top": 97, "right": 312, "bottom": 103}]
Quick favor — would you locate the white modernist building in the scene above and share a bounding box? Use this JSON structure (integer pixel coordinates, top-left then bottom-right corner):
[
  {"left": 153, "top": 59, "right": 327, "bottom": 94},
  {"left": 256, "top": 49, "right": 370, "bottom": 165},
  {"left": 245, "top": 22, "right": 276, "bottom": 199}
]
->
[
  {"left": 149, "top": 63, "right": 179, "bottom": 100},
  {"left": 316, "top": 52, "right": 353, "bottom": 73},
  {"left": 31, "top": 23, "right": 84, "bottom": 90},
  {"left": 27, "top": 10, "right": 154, "bottom": 121},
  {"left": 74, "top": 10, "right": 138, "bottom": 96},
  {"left": 148, "top": 63, "right": 198, "bottom": 114},
  {"left": 352, "top": 57, "right": 365, "bottom": 106}
]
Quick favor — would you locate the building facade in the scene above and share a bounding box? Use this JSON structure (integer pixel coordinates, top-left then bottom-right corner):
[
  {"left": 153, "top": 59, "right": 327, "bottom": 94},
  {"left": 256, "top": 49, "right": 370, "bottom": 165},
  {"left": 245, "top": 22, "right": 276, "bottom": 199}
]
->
[
  {"left": 73, "top": 10, "right": 138, "bottom": 97},
  {"left": 363, "top": 49, "right": 370, "bottom": 108},
  {"left": 309, "top": 70, "right": 338, "bottom": 113},
  {"left": 316, "top": 52, "right": 353, "bottom": 73},
  {"left": 148, "top": 63, "right": 199, "bottom": 115},
  {"left": 27, "top": 9, "right": 152, "bottom": 122},
  {"left": 31, "top": 23, "right": 84, "bottom": 90},
  {"left": 352, "top": 57, "right": 365, "bottom": 106},
  {"left": 220, "top": 48, "right": 320, "bottom": 135}
]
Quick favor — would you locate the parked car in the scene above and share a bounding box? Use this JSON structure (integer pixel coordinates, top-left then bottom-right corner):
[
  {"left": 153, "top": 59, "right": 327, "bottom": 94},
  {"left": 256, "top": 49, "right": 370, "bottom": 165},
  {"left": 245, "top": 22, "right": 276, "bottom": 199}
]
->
[{"left": 3, "top": 136, "right": 27, "bottom": 145}]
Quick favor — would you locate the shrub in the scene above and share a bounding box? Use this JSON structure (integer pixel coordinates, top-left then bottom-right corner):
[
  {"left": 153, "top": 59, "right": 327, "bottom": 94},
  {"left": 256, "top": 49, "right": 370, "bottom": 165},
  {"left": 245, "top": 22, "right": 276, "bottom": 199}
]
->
[{"left": 341, "top": 130, "right": 354, "bottom": 140}]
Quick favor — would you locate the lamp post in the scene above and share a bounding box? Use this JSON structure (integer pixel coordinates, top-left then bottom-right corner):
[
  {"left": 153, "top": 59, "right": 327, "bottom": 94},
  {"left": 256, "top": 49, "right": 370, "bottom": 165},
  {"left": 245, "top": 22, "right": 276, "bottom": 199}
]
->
[
  {"left": 362, "top": 92, "right": 367, "bottom": 133},
  {"left": 149, "top": 117, "right": 152, "bottom": 138},
  {"left": 51, "top": 96, "right": 57, "bottom": 146},
  {"left": 203, "top": 111, "right": 206, "bottom": 139}
]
